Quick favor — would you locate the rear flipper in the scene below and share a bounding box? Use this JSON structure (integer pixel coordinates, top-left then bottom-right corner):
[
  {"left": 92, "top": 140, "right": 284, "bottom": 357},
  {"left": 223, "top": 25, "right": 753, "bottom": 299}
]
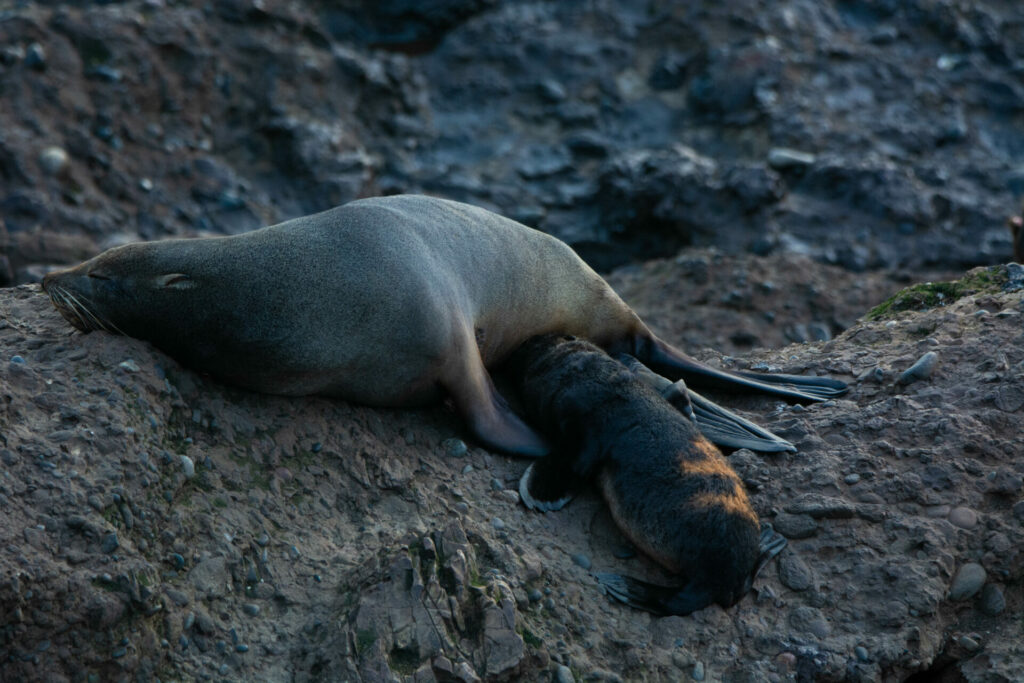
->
[
  {"left": 595, "top": 574, "right": 713, "bottom": 617},
  {"left": 595, "top": 527, "right": 786, "bottom": 616},
  {"left": 641, "top": 337, "right": 848, "bottom": 402},
  {"left": 616, "top": 354, "right": 795, "bottom": 453},
  {"left": 689, "top": 390, "right": 795, "bottom": 453},
  {"left": 754, "top": 523, "right": 787, "bottom": 577},
  {"left": 519, "top": 460, "right": 577, "bottom": 512}
]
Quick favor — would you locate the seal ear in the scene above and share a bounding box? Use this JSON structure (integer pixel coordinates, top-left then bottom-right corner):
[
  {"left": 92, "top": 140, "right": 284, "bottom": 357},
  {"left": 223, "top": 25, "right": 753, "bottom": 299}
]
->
[{"left": 155, "top": 273, "right": 195, "bottom": 289}]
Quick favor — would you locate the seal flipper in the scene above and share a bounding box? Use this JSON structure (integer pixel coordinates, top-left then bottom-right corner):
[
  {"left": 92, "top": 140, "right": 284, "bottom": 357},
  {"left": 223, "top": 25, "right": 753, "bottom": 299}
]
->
[
  {"left": 596, "top": 528, "right": 785, "bottom": 616},
  {"left": 754, "top": 524, "right": 787, "bottom": 577},
  {"left": 595, "top": 574, "right": 713, "bottom": 616},
  {"left": 688, "top": 390, "right": 796, "bottom": 453},
  {"left": 640, "top": 336, "right": 848, "bottom": 402},
  {"left": 615, "top": 353, "right": 795, "bottom": 453},
  {"left": 444, "top": 335, "right": 549, "bottom": 457},
  {"left": 519, "top": 460, "right": 576, "bottom": 512}
]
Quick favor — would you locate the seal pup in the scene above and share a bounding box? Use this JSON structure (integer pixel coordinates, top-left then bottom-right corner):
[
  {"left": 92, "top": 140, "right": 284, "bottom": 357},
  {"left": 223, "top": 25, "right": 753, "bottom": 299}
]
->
[
  {"left": 505, "top": 334, "right": 785, "bottom": 616},
  {"left": 42, "top": 194, "right": 846, "bottom": 457}
]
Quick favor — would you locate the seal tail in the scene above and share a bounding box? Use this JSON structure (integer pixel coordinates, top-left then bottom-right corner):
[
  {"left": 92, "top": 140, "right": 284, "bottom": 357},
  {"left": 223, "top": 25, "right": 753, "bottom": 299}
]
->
[
  {"left": 640, "top": 337, "right": 848, "bottom": 402},
  {"left": 595, "top": 574, "right": 713, "bottom": 616}
]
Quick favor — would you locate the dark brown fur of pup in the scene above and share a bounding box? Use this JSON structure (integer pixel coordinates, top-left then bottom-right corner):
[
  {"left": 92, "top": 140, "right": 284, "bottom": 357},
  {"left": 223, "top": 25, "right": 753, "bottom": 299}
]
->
[{"left": 505, "top": 335, "right": 763, "bottom": 615}]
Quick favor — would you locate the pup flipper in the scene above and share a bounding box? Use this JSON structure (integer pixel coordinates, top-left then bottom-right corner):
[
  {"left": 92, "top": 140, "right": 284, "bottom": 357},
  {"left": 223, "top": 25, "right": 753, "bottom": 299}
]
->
[{"left": 595, "top": 573, "right": 712, "bottom": 617}]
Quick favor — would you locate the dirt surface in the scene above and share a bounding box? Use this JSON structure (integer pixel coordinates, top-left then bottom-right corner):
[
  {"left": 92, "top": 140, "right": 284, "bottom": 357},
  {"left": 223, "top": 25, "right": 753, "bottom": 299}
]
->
[{"left": 3, "top": 259, "right": 1024, "bottom": 682}]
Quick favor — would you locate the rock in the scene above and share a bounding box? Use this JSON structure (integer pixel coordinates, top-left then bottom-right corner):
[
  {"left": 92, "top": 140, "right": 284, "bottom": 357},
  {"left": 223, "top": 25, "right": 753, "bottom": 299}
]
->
[
  {"left": 38, "top": 147, "right": 69, "bottom": 176},
  {"left": 897, "top": 352, "right": 939, "bottom": 385},
  {"left": 777, "top": 552, "right": 813, "bottom": 591},
  {"left": 768, "top": 148, "right": 816, "bottom": 170},
  {"left": 979, "top": 584, "right": 1005, "bottom": 615},
  {"left": 555, "top": 664, "right": 574, "bottom": 683},
  {"left": 948, "top": 563, "right": 986, "bottom": 600},
  {"left": 947, "top": 506, "right": 978, "bottom": 529},
  {"left": 571, "top": 554, "right": 591, "bottom": 570},
  {"left": 443, "top": 438, "right": 468, "bottom": 458},
  {"left": 773, "top": 512, "right": 818, "bottom": 539}
]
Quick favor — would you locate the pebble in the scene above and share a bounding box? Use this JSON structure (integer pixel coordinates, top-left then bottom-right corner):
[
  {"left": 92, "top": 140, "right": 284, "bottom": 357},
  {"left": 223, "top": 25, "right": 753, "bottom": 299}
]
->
[
  {"left": 778, "top": 552, "right": 813, "bottom": 591},
  {"left": 492, "top": 517, "right": 505, "bottom": 531},
  {"left": 528, "top": 588, "right": 543, "bottom": 602},
  {"left": 958, "top": 635, "right": 980, "bottom": 651},
  {"left": 257, "top": 532, "right": 270, "bottom": 546},
  {"left": 897, "top": 351, "right": 938, "bottom": 385},
  {"left": 39, "top": 146, "right": 69, "bottom": 176},
  {"left": 843, "top": 473, "right": 860, "bottom": 485},
  {"left": 767, "top": 147, "right": 816, "bottom": 170},
  {"left": 691, "top": 661, "right": 705, "bottom": 681},
  {"left": 948, "top": 563, "right": 986, "bottom": 600},
  {"left": 979, "top": 584, "right": 1005, "bottom": 615},
  {"left": 775, "top": 652, "right": 796, "bottom": 671},
  {"left": 311, "top": 442, "right": 322, "bottom": 453},
  {"left": 118, "top": 359, "right": 140, "bottom": 372},
  {"left": 454, "top": 502, "right": 469, "bottom": 514},
  {"left": 772, "top": 512, "right": 818, "bottom": 539},
  {"left": 243, "top": 603, "right": 260, "bottom": 616},
  {"left": 10, "top": 355, "right": 25, "bottom": 364},
  {"left": 555, "top": 664, "right": 574, "bottom": 683},
  {"left": 166, "top": 589, "right": 190, "bottom": 606},
  {"left": 101, "top": 532, "right": 119, "bottom": 554},
  {"left": 462, "top": 464, "right": 473, "bottom": 474},
  {"left": 236, "top": 644, "right": 249, "bottom": 653},
  {"left": 183, "top": 612, "right": 196, "bottom": 630},
  {"left": 25, "top": 42, "right": 45, "bottom": 69},
  {"left": 947, "top": 506, "right": 978, "bottom": 529},
  {"left": 855, "top": 646, "right": 869, "bottom": 662},
  {"left": 571, "top": 554, "right": 591, "bottom": 570},
  {"left": 443, "top": 438, "right": 468, "bottom": 458},
  {"left": 490, "top": 478, "right": 504, "bottom": 491},
  {"left": 180, "top": 455, "right": 195, "bottom": 478}
]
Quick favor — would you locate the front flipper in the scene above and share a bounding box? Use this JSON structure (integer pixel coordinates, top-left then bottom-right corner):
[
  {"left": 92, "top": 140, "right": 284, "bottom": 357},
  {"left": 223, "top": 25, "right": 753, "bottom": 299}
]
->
[
  {"left": 642, "top": 337, "right": 848, "bottom": 402},
  {"left": 595, "top": 574, "right": 713, "bottom": 617},
  {"left": 519, "top": 460, "right": 576, "bottom": 512},
  {"left": 689, "top": 390, "right": 796, "bottom": 453}
]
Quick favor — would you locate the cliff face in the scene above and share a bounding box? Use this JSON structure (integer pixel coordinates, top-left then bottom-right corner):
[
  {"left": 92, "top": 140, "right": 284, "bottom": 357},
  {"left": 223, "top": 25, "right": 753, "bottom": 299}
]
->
[
  {"left": 1, "top": 0, "right": 1021, "bottom": 284},
  {"left": 2, "top": 259, "right": 1022, "bottom": 682}
]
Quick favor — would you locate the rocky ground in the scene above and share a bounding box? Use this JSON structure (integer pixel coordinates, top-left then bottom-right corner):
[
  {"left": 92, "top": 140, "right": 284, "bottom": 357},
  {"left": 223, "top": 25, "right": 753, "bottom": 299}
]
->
[
  {"left": 3, "top": 0, "right": 1024, "bottom": 681},
  {"left": 2, "top": 260, "right": 1024, "bottom": 682},
  {"left": 1, "top": 0, "right": 1023, "bottom": 283}
]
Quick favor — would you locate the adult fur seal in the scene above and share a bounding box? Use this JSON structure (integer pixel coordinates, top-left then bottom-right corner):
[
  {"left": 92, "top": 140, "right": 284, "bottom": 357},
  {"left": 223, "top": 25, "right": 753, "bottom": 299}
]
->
[
  {"left": 505, "top": 334, "right": 785, "bottom": 616},
  {"left": 42, "top": 194, "right": 846, "bottom": 456}
]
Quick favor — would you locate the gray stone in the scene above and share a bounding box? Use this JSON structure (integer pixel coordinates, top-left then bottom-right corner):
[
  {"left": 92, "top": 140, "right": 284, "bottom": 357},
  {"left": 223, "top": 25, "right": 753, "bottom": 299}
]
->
[
  {"left": 979, "top": 584, "right": 1005, "bottom": 615},
  {"left": 556, "top": 664, "right": 574, "bottom": 683},
  {"left": 773, "top": 512, "right": 818, "bottom": 539},
  {"left": 948, "top": 563, "right": 986, "bottom": 600},
  {"left": 443, "top": 438, "right": 468, "bottom": 458},
  {"left": 767, "top": 148, "right": 816, "bottom": 170},
  {"left": 778, "top": 552, "right": 813, "bottom": 591},
  {"left": 571, "top": 554, "right": 591, "bottom": 570},
  {"left": 189, "top": 556, "right": 231, "bottom": 598},
  {"left": 897, "top": 351, "right": 938, "bottom": 385},
  {"left": 948, "top": 506, "right": 978, "bottom": 529}
]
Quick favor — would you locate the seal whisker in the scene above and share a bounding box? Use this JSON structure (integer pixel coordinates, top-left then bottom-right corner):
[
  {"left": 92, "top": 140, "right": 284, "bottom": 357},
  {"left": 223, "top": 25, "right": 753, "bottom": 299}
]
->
[
  {"left": 56, "top": 288, "right": 93, "bottom": 332},
  {"left": 64, "top": 289, "right": 111, "bottom": 333}
]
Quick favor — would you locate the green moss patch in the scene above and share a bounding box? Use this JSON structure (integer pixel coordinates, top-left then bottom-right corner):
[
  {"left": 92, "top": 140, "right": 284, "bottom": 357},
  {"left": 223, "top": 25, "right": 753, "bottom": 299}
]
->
[{"left": 865, "top": 266, "right": 1008, "bottom": 321}]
